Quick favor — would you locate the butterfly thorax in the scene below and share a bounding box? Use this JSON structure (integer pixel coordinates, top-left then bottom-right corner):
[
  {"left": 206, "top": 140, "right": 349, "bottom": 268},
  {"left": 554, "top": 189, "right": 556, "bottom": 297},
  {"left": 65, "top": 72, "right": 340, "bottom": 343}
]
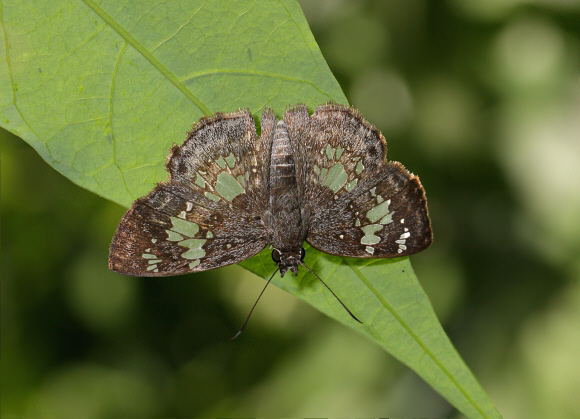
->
[{"left": 265, "top": 120, "right": 306, "bottom": 276}]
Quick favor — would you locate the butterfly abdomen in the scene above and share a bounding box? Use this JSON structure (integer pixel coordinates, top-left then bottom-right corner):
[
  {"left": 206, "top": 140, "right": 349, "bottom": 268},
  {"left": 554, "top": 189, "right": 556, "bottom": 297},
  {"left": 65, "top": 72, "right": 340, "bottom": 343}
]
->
[
  {"left": 266, "top": 120, "right": 304, "bottom": 265},
  {"left": 269, "top": 120, "right": 297, "bottom": 192}
]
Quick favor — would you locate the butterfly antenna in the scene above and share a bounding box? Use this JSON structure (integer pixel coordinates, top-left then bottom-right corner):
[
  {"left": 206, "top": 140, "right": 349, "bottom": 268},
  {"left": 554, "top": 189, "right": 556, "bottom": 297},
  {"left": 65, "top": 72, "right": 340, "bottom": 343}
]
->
[
  {"left": 232, "top": 268, "right": 279, "bottom": 339},
  {"left": 299, "top": 262, "right": 362, "bottom": 324}
]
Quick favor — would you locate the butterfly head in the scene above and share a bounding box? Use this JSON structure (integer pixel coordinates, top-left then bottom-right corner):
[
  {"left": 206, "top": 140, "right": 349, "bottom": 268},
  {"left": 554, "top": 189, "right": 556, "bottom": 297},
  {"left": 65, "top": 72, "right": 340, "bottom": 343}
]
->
[{"left": 271, "top": 247, "right": 306, "bottom": 277}]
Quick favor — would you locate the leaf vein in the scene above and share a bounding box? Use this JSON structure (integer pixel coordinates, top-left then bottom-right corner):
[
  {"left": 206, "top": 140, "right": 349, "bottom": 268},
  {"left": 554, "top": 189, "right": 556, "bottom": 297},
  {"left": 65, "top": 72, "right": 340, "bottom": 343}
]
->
[
  {"left": 150, "top": 2, "right": 204, "bottom": 54},
  {"left": 109, "top": 41, "right": 132, "bottom": 198},
  {"left": 181, "top": 69, "right": 332, "bottom": 98},
  {"left": 81, "top": 0, "right": 212, "bottom": 116},
  {"left": 345, "top": 259, "right": 489, "bottom": 419}
]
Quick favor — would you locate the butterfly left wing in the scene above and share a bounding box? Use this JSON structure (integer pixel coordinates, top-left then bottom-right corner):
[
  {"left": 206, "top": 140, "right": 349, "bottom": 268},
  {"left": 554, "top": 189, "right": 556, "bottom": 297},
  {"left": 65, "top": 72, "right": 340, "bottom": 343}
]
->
[
  {"left": 109, "top": 109, "right": 271, "bottom": 276},
  {"left": 284, "top": 103, "right": 432, "bottom": 258},
  {"left": 305, "top": 162, "right": 432, "bottom": 257}
]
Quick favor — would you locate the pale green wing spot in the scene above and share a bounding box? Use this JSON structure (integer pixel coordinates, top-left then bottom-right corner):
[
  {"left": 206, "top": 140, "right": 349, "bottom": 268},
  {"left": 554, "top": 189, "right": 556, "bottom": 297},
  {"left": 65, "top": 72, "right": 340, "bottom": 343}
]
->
[
  {"left": 189, "top": 260, "right": 201, "bottom": 269},
  {"left": 361, "top": 224, "right": 383, "bottom": 245},
  {"left": 205, "top": 192, "right": 220, "bottom": 201},
  {"left": 314, "top": 165, "right": 321, "bottom": 176},
  {"left": 366, "top": 200, "right": 391, "bottom": 223},
  {"left": 216, "top": 156, "right": 227, "bottom": 169},
  {"left": 195, "top": 173, "right": 205, "bottom": 187},
  {"left": 237, "top": 174, "right": 246, "bottom": 187},
  {"left": 355, "top": 218, "right": 361, "bottom": 227},
  {"left": 206, "top": 231, "right": 213, "bottom": 238},
  {"left": 378, "top": 199, "right": 393, "bottom": 225},
  {"left": 356, "top": 160, "right": 364, "bottom": 174},
  {"left": 322, "top": 163, "right": 348, "bottom": 193},
  {"left": 335, "top": 145, "right": 344, "bottom": 160},
  {"left": 151, "top": 238, "right": 157, "bottom": 244},
  {"left": 148, "top": 259, "right": 162, "bottom": 264},
  {"left": 178, "top": 239, "right": 206, "bottom": 259},
  {"left": 319, "top": 167, "right": 328, "bottom": 179},
  {"left": 216, "top": 172, "right": 245, "bottom": 201},
  {"left": 345, "top": 179, "right": 358, "bottom": 191},
  {"left": 166, "top": 230, "right": 184, "bottom": 241},
  {"left": 379, "top": 212, "right": 394, "bottom": 225},
  {"left": 225, "top": 152, "right": 236, "bottom": 168},
  {"left": 142, "top": 253, "right": 158, "bottom": 259},
  {"left": 147, "top": 265, "right": 157, "bottom": 271},
  {"left": 365, "top": 246, "right": 375, "bottom": 254},
  {"left": 325, "top": 144, "right": 335, "bottom": 160},
  {"left": 169, "top": 217, "right": 200, "bottom": 237},
  {"left": 377, "top": 195, "right": 384, "bottom": 204}
]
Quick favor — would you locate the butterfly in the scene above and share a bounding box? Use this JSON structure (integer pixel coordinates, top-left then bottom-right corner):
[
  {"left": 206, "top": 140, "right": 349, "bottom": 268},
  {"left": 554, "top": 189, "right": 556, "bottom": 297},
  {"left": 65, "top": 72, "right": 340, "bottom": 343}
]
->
[{"left": 109, "top": 103, "right": 432, "bottom": 326}]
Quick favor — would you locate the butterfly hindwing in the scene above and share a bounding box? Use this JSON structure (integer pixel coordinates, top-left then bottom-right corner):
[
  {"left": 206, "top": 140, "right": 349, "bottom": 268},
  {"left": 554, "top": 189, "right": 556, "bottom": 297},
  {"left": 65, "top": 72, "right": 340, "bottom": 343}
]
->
[
  {"left": 305, "top": 161, "right": 432, "bottom": 257},
  {"left": 109, "top": 110, "right": 270, "bottom": 276}
]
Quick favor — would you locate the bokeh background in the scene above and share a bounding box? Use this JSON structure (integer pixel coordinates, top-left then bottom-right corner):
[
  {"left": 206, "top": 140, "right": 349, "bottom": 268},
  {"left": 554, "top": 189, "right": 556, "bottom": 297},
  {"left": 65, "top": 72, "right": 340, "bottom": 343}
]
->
[{"left": 2, "top": 1, "right": 580, "bottom": 417}]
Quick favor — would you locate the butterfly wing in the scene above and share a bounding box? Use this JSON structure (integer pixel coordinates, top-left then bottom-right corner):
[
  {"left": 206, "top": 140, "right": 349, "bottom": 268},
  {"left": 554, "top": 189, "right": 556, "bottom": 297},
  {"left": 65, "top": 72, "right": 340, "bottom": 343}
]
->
[
  {"left": 305, "top": 162, "right": 432, "bottom": 257},
  {"left": 109, "top": 110, "right": 272, "bottom": 276},
  {"left": 284, "top": 103, "right": 432, "bottom": 258}
]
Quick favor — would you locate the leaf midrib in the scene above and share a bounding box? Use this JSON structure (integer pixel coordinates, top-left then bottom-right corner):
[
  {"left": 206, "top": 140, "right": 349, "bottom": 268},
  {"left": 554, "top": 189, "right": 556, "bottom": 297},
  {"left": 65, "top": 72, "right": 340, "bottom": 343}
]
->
[
  {"left": 345, "top": 259, "right": 489, "bottom": 419},
  {"left": 81, "top": 0, "right": 333, "bottom": 116},
  {"left": 81, "top": 0, "right": 213, "bottom": 116}
]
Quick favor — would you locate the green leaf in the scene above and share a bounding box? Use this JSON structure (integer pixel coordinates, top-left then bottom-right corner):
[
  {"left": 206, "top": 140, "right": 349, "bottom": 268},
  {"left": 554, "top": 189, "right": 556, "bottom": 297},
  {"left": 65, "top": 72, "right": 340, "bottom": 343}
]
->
[
  {"left": 240, "top": 248, "right": 503, "bottom": 419},
  {"left": 0, "top": 0, "right": 346, "bottom": 207},
  {"left": 0, "top": 1, "right": 502, "bottom": 418}
]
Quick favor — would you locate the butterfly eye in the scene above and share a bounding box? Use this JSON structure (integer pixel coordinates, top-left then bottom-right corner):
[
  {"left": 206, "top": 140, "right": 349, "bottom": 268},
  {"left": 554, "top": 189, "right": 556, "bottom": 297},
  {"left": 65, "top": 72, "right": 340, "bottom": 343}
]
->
[
  {"left": 271, "top": 249, "right": 281, "bottom": 263},
  {"left": 300, "top": 248, "right": 306, "bottom": 261}
]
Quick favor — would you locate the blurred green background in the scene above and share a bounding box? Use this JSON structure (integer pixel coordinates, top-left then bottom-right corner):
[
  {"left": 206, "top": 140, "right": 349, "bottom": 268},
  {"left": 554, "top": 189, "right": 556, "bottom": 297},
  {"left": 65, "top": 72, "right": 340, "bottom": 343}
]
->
[{"left": 2, "top": 1, "right": 580, "bottom": 417}]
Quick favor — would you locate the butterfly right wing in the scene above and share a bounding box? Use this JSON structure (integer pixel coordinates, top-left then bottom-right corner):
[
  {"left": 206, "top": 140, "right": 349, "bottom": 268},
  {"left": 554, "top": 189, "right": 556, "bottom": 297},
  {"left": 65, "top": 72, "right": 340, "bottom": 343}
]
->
[{"left": 109, "top": 110, "right": 272, "bottom": 276}]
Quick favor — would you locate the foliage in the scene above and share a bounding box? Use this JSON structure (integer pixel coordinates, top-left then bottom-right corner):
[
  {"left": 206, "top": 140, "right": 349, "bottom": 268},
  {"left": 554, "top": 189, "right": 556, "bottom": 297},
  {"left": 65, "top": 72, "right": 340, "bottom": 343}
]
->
[{"left": 7, "top": 0, "right": 578, "bottom": 417}]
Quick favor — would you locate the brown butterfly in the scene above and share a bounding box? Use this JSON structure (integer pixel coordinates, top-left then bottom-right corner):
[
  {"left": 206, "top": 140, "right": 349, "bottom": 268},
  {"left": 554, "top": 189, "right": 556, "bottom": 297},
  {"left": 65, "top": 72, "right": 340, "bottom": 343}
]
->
[{"left": 109, "top": 103, "right": 432, "bottom": 334}]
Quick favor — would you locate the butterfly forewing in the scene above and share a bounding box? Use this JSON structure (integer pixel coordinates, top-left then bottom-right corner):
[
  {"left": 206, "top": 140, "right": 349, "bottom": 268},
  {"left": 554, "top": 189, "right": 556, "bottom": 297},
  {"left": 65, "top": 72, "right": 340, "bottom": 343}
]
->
[{"left": 109, "top": 111, "right": 270, "bottom": 276}]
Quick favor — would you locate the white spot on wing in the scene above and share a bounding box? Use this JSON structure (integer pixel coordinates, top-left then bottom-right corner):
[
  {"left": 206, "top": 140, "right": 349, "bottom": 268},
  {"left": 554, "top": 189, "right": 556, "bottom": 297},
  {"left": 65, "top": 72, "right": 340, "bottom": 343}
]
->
[{"left": 396, "top": 229, "right": 411, "bottom": 254}]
